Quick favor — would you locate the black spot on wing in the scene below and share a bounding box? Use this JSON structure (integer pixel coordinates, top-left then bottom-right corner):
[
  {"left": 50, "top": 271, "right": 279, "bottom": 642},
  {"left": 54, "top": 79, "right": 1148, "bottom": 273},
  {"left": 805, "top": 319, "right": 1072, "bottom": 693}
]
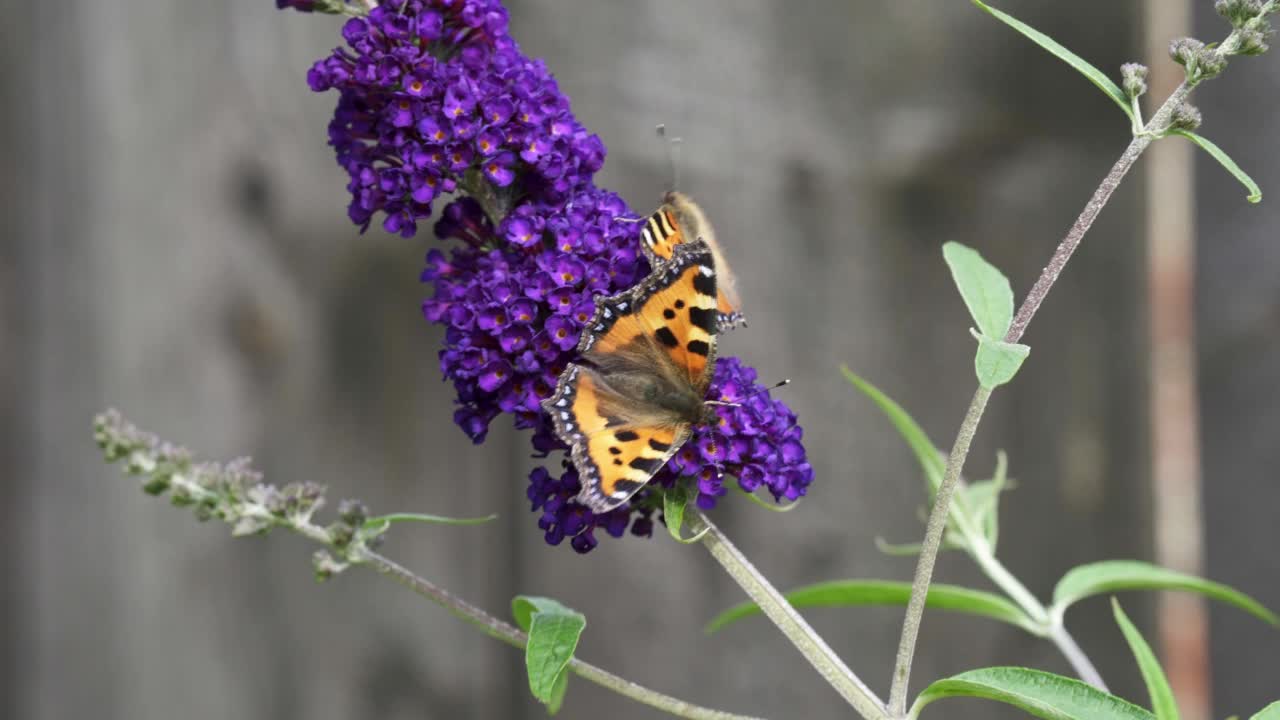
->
[
  {"left": 648, "top": 438, "right": 671, "bottom": 452},
  {"left": 674, "top": 299, "right": 685, "bottom": 309},
  {"left": 654, "top": 327, "right": 679, "bottom": 348},
  {"left": 614, "top": 430, "right": 639, "bottom": 442},
  {"left": 628, "top": 456, "right": 663, "bottom": 474},
  {"left": 663, "top": 308, "right": 676, "bottom": 320},
  {"left": 687, "top": 339, "right": 711, "bottom": 357},
  {"left": 610, "top": 478, "right": 644, "bottom": 497},
  {"left": 689, "top": 306, "right": 716, "bottom": 334},
  {"left": 608, "top": 446, "right": 621, "bottom": 455},
  {"left": 693, "top": 271, "right": 716, "bottom": 298}
]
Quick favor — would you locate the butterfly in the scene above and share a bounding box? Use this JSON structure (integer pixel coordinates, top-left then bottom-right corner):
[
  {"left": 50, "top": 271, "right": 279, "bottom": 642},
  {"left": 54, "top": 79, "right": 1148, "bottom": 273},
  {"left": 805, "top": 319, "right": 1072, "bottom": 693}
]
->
[
  {"left": 639, "top": 191, "right": 745, "bottom": 329},
  {"left": 543, "top": 238, "right": 723, "bottom": 512}
]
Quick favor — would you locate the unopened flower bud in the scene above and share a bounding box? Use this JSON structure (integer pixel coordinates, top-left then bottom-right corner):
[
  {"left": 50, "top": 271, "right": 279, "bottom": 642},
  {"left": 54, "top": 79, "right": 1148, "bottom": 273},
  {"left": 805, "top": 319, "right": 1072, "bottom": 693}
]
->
[
  {"left": 1170, "top": 37, "right": 1206, "bottom": 67},
  {"left": 1169, "top": 102, "right": 1204, "bottom": 131},
  {"left": 1121, "top": 62, "right": 1149, "bottom": 98},
  {"left": 1237, "top": 28, "right": 1271, "bottom": 55}
]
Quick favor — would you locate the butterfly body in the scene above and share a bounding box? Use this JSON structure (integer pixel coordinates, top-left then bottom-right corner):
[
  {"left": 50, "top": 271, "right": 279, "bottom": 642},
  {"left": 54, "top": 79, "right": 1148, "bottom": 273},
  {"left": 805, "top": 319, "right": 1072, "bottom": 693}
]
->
[
  {"left": 544, "top": 239, "right": 721, "bottom": 512},
  {"left": 640, "top": 191, "right": 744, "bottom": 329}
]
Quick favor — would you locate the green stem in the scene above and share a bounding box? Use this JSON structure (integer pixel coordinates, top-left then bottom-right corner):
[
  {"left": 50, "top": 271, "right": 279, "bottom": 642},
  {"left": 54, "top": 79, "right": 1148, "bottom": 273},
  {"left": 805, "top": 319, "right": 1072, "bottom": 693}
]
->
[
  {"left": 887, "top": 60, "right": 1206, "bottom": 718},
  {"left": 887, "top": 387, "right": 991, "bottom": 715},
  {"left": 358, "top": 550, "right": 765, "bottom": 720},
  {"left": 143, "top": 443, "right": 764, "bottom": 720},
  {"left": 966, "top": 537, "right": 1106, "bottom": 690},
  {"left": 689, "top": 510, "right": 891, "bottom": 720}
]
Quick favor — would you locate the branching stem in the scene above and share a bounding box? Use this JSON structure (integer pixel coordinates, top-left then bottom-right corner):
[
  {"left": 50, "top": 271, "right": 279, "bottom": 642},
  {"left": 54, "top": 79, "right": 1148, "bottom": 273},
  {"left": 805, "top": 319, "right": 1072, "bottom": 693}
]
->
[
  {"left": 690, "top": 510, "right": 891, "bottom": 720},
  {"left": 358, "top": 550, "right": 766, "bottom": 720}
]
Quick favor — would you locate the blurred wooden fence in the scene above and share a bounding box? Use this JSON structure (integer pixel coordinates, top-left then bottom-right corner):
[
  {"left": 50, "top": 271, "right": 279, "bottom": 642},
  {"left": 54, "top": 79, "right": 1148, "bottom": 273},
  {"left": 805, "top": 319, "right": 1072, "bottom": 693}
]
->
[{"left": 2, "top": 1, "right": 1276, "bottom": 719}]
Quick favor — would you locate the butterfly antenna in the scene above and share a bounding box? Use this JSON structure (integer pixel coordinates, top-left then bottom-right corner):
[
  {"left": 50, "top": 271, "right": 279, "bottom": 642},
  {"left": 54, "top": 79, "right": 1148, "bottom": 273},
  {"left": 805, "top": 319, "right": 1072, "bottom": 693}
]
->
[
  {"left": 656, "top": 123, "right": 683, "bottom": 191},
  {"left": 705, "top": 379, "right": 791, "bottom": 408}
]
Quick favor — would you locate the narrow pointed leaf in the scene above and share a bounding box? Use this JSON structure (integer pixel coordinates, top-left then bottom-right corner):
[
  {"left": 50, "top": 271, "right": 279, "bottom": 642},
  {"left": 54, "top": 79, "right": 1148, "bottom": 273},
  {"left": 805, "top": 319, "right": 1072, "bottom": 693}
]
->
[
  {"left": 706, "top": 580, "right": 1039, "bottom": 635},
  {"left": 911, "top": 667, "right": 1154, "bottom": 720},
  {"left": 971, "top": 0, "right": 1134, "bottom": 121},
  {"left": 1173, "top": 130, "right": 1262, "bottom": 203},
  {"left": 512, "top": 596, "right": 586, "bottom": 711},
  {"left": 1113, "top": 599, "right": 1179, "bottom": 720},
  {"left": 841, "top": 366, "right": 945, "bottom": 494},
  {"left": 362, "top": 511, "right": 498, "bottom": 534},
  {"left": 1052, "top": 561, "right": 1278, "bottom": 626},
  {"left": 944, "top": 242, "right": 1016, "bottom": 339}
]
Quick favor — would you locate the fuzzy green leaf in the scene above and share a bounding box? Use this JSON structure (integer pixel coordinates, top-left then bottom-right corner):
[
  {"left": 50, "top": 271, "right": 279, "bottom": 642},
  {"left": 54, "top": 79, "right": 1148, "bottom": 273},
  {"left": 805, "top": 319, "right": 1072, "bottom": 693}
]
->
[
  {"left": 706, "top": 580, "right": 1039, "bottom": 635},
  {"left": 1173, "top": 130, "right": 1262, "bottom": 203},
  {"left": 1052, "top": 561, "right": 1278, "bottom": 626},
  {"left": 512, "top": 596, "right": 585, "bottom": 711},
  {"left": 971, "top": 1, "right": 1134, "bottom": 121},
  {"left": 1113, "top": 599, "right": 1179, "bottom": 720},
  {"left": 546, "top": 670, "right": 569, "bottom": 716},
  {"left": 974, "top": 334, "right": 1031, "bottom": 389},
  {"left": 911, "top": 667, "right": 1154, "bottom": 720},
  {"left": 841, "top": 366, "right": 945, "bottom": 495},
  {"left": 943, "top": 242, "right": 1016, "bottom": 339},
  {"left": 964, "top": 450, "right": 1009, "bottom": 550},
  {"left": 1251, "top": 701, "right": 1280, "bottom": 720}
]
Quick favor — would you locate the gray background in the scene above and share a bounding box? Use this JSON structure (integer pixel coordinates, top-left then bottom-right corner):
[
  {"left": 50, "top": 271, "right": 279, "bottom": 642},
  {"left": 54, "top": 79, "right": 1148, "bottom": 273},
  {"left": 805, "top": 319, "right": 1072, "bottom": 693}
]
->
[{"left": 2, "top": 1, "right": 1276, "bottom": 719}]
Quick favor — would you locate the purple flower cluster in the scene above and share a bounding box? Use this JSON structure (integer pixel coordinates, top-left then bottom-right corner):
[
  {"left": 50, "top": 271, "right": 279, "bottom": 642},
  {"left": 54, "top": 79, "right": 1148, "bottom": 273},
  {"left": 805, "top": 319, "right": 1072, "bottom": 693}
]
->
[
  {"left": 528, "top": 358, "right": 812, "bottom": 552},
  {"left": 422, "top": 190, "right": 645, "bottom": 443},
  {"left": 302, "top": 0, "right": 604, "bottom": 237},
  {"left": 289, "top": 0, "right": 815, "bottom": 552}
]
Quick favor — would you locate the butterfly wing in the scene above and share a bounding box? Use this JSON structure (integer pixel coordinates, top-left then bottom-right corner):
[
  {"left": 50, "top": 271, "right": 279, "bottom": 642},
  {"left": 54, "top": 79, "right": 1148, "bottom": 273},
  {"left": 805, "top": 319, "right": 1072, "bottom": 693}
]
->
[
  {"left": 582, "top": 238, "right": 719, "bottom": 391},
  {"left": 639, "top": 192, "right": 744, "bottom": 329},
  {"left": 544, "top": 364, "right": 690, "bottom": 512},
  {"left": 543, "top": 239, "right": 721, "bottom": 512}
]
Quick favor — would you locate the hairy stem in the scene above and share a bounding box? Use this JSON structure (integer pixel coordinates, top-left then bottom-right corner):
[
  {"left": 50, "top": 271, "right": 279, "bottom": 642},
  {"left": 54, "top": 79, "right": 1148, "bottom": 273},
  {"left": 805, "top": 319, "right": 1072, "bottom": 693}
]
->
[
  {"left": 359, "top": 549, "right": 764, "bottom": 720},
  {"left": 887, "top": 65, "right": 1204, "bottom": 717},
  {"left": 690, "top": 510, "right": 890, "bottom": 720},
  {"left": 887, "top": 387, "right": 991, "bottom": 715}
]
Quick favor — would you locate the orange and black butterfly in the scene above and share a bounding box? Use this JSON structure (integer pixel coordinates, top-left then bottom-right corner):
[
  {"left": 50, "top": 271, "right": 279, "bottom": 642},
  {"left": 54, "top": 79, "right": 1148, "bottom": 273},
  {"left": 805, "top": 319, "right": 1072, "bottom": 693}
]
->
[
  {"left": 543, "top": 239, "right": 722, "bottom": 512},
  {"left": 639, "top": 191, "right": 744, "bottom": 330}
]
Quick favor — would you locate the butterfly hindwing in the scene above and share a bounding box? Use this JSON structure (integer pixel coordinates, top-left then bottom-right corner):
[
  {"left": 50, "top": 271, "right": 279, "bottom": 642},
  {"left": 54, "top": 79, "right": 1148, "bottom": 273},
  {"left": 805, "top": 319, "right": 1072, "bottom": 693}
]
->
[
  {"left": 639, "top": 192, "right": 744, "bottom": 329},
  {"left": 544, "top": 364, "right": 690, "bottom": 512}
]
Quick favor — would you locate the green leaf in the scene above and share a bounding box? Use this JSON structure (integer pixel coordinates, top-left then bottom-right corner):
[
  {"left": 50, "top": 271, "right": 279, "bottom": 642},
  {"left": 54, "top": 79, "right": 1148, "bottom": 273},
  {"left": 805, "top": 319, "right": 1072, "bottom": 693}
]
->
[
  {"left": 943, "top": 242, "right": 1016, "bottom": 339},
  {"left": 970, "top": 0, "right": 1134, "bottom": 122},
  {"left": 1251, "top": 701, "right": 1280, "bottom": 720},
  {"left": 910, "top": 667, "right": 1154, "bottom": 720},
  {"left": 511, "top": 596, "right": 586, "bottom": 712},
  {"left": 1112, "top": 599, "right": 1179, "bottom": 720},
  {"left": 1052, "top": 561, "right": 1278, "bottom": 626},
  {"left": 662, "top": 485, "right": 709, "bottom": 544},
  {"left": 964, "top": 450, "right": 1009, "bottom": 550},
  {"left": 362, "top": 511, "right": 497, "bottom": 534},
  {"left": 546, "top": 670, "right": 569, "bottom": 716},
  {"left": 706, "top": 580, "right": 1040, "bottom": 635},
  {"left": 974, "top": 334, "right": 1031, "bottom": 389},
  {"left": 1173, "top": 130, "right": 1262, "bottom": 203},
  {"left": 841, "top": 366, "right": 945, "bottom": 495}
]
